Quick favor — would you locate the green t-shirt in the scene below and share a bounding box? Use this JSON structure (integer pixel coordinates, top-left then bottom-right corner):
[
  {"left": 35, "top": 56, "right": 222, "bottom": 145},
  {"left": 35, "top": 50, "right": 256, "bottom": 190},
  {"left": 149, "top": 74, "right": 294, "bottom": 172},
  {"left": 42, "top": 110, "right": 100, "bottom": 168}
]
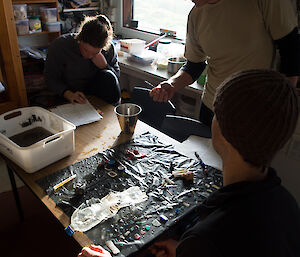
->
[{"left": 185, "top": 0, "right": 297, "bottom": 110}]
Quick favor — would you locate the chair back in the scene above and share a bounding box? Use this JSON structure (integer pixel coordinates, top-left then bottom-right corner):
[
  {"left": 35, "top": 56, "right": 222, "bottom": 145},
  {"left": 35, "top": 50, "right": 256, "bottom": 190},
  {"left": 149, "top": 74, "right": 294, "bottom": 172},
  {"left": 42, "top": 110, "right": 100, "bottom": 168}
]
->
[
  {"left": 161, "top": 114, "right": 211, "bottom": 142},
  {"left": 131, "top": 87, "right": 176, "bottom": 130}
]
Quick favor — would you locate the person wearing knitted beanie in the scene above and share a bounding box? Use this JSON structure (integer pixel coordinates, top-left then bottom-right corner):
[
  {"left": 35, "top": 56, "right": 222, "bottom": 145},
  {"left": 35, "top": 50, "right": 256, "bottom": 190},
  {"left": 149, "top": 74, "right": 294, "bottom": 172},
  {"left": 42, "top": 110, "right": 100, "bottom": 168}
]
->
[
  {"left": 176, "top": 69, "right": 300, "bottom": 257},
  {"left": 213, "top": 69, "right": 299, "bottom": 185}
]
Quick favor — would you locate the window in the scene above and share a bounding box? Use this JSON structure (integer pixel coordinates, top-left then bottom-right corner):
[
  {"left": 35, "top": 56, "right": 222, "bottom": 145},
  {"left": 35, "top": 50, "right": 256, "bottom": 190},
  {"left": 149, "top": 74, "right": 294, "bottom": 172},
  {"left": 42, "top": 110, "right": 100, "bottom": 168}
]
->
[{"left": 123, "top": 0, "right": 194, "bottom": 40}]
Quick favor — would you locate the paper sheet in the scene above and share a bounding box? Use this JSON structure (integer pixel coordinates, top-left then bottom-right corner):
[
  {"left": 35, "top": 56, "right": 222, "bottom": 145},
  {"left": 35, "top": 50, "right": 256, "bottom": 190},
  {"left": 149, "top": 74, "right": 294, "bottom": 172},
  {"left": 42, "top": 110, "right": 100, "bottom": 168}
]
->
[
  {"left": 179, "top": 136, "right": 223, "bottom": 171},
  {"left": 50, "top": 101, "right": 102, "bottom": 126}
]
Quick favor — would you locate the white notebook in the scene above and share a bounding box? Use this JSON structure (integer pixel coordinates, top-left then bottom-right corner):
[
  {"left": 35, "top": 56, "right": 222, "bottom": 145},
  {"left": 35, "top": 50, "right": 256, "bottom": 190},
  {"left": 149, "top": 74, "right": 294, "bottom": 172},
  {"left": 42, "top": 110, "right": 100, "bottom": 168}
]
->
[{"left": 50, "top": 101, "right": 102, "bottom": 126}]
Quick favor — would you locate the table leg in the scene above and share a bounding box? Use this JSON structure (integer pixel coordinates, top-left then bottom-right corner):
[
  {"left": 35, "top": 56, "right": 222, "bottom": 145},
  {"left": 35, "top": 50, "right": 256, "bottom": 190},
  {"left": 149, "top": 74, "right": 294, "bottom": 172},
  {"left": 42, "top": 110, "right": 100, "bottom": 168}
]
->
[{"left": 7, "top": 165, "right": 24, "bottom": 221}]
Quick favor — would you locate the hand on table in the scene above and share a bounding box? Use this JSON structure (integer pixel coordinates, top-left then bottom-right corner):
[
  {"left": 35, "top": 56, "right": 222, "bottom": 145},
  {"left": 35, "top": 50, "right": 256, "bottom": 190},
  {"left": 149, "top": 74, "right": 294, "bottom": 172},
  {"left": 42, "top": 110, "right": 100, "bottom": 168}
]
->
[
  {"left": 149, "top": 81, "right": 175, "bottom": 102},
  {"left": 63, "top": 90, "right": 86, "bottom": 104},
  {"left": 149, "top": 239, "right": 178, "bottom": 257},
  {"left": 78, "top": 245, "right": 112, "bottom": 257},
  {"left": 91, "top": 52, "right": 107, "bottom": 69}
]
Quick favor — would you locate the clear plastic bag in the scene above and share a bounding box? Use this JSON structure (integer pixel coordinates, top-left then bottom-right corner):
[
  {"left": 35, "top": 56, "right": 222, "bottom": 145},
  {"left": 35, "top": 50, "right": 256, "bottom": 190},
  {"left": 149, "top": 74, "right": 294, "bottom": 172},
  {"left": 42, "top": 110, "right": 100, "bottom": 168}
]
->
[{"left": 71, "top": 186, "right": 148, "bottom": 232}]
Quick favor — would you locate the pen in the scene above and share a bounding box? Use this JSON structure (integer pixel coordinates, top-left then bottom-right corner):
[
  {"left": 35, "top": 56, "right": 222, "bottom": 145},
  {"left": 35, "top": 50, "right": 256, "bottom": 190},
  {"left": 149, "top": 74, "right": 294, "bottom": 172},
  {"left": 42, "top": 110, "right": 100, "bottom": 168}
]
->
[
  {"left": 145, "top": 80, "right": 155, "bottom": 88},
  {"left": 195, "top": 152, "right": 208, "bottom": 173},
  {"left": 53, "top": 174, "right": 76, "bottom": 191}
]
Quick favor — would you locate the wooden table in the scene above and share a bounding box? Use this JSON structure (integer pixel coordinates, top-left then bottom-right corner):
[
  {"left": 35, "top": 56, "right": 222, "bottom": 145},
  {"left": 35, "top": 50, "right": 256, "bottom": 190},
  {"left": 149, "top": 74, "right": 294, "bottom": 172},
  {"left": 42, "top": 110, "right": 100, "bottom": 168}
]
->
[{"left": 4, "top": 97, "right": 182, "bottom": 248}]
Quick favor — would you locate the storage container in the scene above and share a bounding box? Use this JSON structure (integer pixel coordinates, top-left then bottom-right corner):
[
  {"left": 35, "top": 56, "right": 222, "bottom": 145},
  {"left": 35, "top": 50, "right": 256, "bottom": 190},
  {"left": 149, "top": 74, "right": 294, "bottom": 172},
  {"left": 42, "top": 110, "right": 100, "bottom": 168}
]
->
[
  {"left": 29, "top": 16, "right": 42, "bottom": 33},
  {"left": 46, "top": 21, "right": 60, "bottom": 32},
  {"left": 120, "top": 39, "right": 146, "bottom": 55},
  {"left": 15, "top": 19, "right": 29, "bottom": 36},
  {"left": 156, "top": 39, "right": 172, "bottom": 70},
  {"left": 0, "top": 107, "right": 76, "bottom": 173},
  {"left": 42, "top": 7, "right": 57, "bottom": 22},
  {"left": 13, "top": 4, "right": 27, "bottom": 20}
]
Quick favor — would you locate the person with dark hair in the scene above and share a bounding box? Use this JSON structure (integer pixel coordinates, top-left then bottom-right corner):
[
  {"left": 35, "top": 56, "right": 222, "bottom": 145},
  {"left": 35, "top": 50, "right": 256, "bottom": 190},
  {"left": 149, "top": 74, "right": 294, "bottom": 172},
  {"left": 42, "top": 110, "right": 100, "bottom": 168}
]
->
[
  {"left": 44, "top": 14, "right": 121, "bottom": 105},
  {"left": 77, "top": 69, "right": 300, "bottom": 257},
  {"left": 150, "top": 0, "right": 300, "bottom": 127}
]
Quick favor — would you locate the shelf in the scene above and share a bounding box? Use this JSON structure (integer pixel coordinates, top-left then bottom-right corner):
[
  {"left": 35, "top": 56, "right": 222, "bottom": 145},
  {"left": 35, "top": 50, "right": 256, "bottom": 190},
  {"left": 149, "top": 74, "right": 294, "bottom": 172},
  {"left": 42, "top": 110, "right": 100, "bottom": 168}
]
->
[
  {"left": 63, "top": 7, "right": 99, "bottom": 13},
  {"left": 12, "top": 0, "right": 57, "bottom": 3},
  {"left": 18, "top": 31, "right": 60, "bottom": 36}
]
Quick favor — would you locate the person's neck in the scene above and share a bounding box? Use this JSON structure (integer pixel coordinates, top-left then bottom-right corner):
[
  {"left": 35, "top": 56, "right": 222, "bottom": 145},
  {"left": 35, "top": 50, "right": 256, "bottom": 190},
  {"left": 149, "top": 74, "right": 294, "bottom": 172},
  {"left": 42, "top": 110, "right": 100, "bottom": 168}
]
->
[{"left": 221, "top": 150, "right": 268, "bottom": 186}]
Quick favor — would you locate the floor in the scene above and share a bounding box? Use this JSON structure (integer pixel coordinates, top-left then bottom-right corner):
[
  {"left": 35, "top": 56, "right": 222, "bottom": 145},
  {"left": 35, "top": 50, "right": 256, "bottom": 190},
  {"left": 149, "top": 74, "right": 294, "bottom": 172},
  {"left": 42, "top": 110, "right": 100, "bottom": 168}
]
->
[{"left": 0, "top": 182, "right": 81, "bottom": 257}]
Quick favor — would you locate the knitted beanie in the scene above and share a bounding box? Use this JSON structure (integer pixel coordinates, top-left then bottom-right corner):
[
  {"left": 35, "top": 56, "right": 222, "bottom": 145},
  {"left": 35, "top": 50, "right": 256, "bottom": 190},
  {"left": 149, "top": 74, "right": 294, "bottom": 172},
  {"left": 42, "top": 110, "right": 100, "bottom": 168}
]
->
[{"left": 213, "top": 69, "right": 299, "bottom": 167}]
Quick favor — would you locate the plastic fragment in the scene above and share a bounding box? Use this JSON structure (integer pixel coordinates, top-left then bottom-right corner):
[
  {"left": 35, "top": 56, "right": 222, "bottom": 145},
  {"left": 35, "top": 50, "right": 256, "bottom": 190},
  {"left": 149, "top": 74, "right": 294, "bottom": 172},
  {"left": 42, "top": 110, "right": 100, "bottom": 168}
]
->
[
  {"left": 118, "top": 165, "right": 125, "bottom": 171},
  {"left": 105, "top": 240, "right": 120, "bottom": 255},
  {"left": 64, "top": 225, "right": 74, "bottom": 237},
  {"left": 212, "top": 184, "right": 220, "bottom": 189},
  {"left": 108, "top": 159, "right": 116, "bottom": 166},
  {"left": 172, "top": 170, "right": 194, "bottom": 180},
  {"left": 160, "top": 214, "right": 168, "bottom": 222},
  {"left": 145, "top": 225, "right": 151, "bottom": 231},
  {"left": 183, "top": 202, "right": 190, "bottom": 207},
  {"left": 107, "top": 171, "right": 117, "bottom": 178},
  {"left": 134, "top": 233, "right": 141, "bottom": 240},
  {"left": 152, "top": 219, "right": 161, "bottom": 227}
]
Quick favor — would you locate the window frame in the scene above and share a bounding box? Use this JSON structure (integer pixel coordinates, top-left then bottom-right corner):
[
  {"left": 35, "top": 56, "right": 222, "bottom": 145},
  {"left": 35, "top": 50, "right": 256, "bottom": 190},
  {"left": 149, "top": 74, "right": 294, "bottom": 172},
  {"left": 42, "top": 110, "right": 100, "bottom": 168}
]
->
[{"left": 121, "top": 0, "right": 187, "bottom": 41}]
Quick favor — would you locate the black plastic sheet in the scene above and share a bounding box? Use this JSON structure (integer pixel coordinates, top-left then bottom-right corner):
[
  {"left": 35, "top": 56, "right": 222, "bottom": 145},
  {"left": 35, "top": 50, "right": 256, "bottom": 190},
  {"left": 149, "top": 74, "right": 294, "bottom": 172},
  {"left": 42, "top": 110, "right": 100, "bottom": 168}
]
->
[{"left": 37, "top": 132, "right": 222, "bottom": 256}]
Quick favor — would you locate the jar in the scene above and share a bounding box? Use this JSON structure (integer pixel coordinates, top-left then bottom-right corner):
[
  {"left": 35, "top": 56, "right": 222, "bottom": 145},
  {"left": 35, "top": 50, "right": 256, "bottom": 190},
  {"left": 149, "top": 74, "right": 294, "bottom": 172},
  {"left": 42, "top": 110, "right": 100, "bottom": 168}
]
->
[
  {"left": 157, "top": 39, "right": 172, "bottom": 58},
  {"left": 156, "top": 39, "right": 172, "bottom": 69},
  {"left": 29, "top": 16, "right": 42, "bottom": 33}
]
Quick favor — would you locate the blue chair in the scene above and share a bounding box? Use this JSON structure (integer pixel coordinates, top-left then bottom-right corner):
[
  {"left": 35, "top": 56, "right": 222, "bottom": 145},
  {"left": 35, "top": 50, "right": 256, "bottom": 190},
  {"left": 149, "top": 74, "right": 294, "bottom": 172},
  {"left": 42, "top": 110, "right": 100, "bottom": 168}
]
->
[
  {"left": 161, "top": 114, "right": 211, "bottom": 142},
  {"left": 130, "top": 87, "right": 176, "bottom": 130}
]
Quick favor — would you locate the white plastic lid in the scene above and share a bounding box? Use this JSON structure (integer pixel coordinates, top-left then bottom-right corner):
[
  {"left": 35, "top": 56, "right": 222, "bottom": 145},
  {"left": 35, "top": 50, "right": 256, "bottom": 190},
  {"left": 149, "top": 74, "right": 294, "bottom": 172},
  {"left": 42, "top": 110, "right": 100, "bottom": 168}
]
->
[
  {"left": 13, "top": 4, "right": 27, "bottom": 7},
  {"left": 15, "top": 19, "right": 29, "bottom": 24},
  {"left": 46, "top": 21, "right": 60, "bottom": 25}
]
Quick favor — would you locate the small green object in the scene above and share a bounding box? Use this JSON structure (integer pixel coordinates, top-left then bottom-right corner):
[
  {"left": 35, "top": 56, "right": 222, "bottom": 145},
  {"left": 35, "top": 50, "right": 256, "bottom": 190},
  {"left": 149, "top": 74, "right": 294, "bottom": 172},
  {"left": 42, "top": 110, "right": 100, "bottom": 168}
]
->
[
  {"left": 145, "top": 225, "right": 151, "bottom": 231},
  {"left": 197, "top": 75, "right": 206, "bottom": 85}
]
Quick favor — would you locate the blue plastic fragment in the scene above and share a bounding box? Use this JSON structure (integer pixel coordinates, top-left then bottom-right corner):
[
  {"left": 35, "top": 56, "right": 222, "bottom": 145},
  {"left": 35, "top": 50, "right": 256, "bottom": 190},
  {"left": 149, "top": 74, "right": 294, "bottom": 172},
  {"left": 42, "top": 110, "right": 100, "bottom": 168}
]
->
[
  {"left": 64, "top": 226, "right": 74, "bottom": 237},
  {"left": 160, "top": 214, "right": 168, "bottom": 222},
  {"left": 108, "top": 159, "right": 116, "bottom": 166}
]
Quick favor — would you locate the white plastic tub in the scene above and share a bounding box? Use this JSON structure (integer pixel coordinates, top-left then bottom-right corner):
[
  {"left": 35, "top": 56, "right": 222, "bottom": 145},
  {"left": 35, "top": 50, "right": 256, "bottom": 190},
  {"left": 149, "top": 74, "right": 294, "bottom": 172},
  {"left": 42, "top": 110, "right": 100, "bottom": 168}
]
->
[
  {"left": 45, "top": 21, "right": 60, "bottom": 32},
  {"left": 42, "top": 7, "right": 57, "bottom": 22},
  {"left": 120, "top": 39, "right": 146, "bottom": 55},
  {"left": 0, "top": 107, "right": 76, "bottom": 173},
  {"left": 15, "top": 19, "right": 29, "bottom": 35},
  {"left": 13, "top": 4, "right": 27, "bottom": 20}
]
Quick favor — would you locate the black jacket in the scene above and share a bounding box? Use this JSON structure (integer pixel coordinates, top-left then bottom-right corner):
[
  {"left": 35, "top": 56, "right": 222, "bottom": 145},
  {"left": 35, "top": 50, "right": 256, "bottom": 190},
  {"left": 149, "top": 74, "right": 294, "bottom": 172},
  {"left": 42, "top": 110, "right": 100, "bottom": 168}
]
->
[
  {"left": 177, "top": 168, "right": 300, "bottom": 257},
  {"left": 44, "top": 33, "right": 120, "bottom": 96}
]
